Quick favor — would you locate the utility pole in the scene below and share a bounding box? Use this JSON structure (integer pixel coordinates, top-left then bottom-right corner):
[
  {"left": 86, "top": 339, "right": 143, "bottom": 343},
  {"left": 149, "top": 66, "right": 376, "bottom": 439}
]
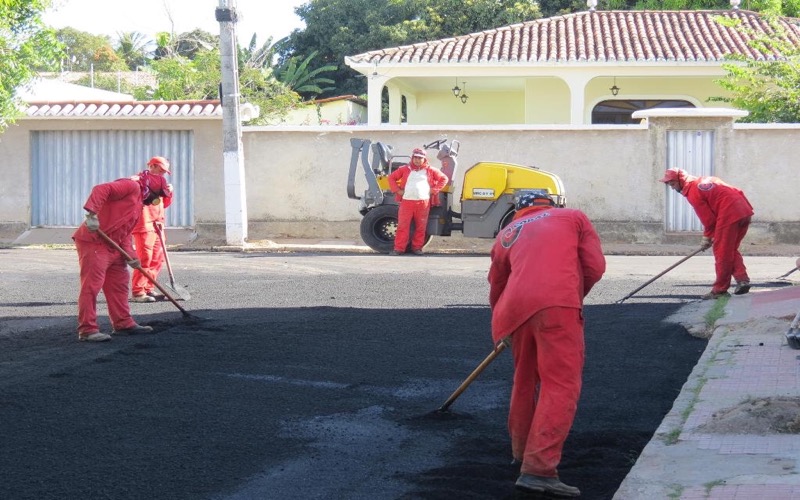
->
[{"left": 216, "top": 0, "right": 247, "bottom": 245}]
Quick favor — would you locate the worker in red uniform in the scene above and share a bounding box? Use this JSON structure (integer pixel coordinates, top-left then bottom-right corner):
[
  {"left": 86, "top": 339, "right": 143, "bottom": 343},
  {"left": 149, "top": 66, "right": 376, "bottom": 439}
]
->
[
  {"left": 72, "top": 171, "right": 169, "bottom": 342},
  {"left": 386, "top": 147, "right": 448, "bottom": 255},
  {"left": 131, "top": 157, "right": 174, "bottom": 302},
  {"left": 660, "top": 169, "right": 754, "bottom": 299},
  {"left": 488, "top": 192, "right": 605, "bottom": 497}
]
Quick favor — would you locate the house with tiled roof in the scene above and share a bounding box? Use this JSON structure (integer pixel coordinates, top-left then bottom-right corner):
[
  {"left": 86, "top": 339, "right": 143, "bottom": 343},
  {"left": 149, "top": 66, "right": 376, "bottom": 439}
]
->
[
  {"left": 282, "top": 94, "right": 367, "bottom": 125},
  {"left": 345, "top": 4, "right": 800, "bottom": 125}
]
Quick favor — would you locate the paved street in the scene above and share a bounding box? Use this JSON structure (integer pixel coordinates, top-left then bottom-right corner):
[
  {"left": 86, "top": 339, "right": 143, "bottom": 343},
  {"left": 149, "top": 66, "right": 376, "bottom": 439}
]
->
[{"left": 0, "top": 248, "right": 794, "bottom": 499}]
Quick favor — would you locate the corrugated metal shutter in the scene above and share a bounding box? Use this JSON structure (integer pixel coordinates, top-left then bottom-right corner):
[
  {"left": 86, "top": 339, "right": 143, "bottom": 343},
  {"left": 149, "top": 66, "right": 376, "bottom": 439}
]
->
[
  {"left": 30, "top": 130, "right": 194, "bottom": 227},
  {"left": 664, "top": 130, "right": 715, "bottom": 232}
]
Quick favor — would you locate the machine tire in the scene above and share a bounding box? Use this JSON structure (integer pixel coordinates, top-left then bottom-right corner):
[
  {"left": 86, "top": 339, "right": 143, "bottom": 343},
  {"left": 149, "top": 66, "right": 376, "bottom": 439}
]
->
[
  {"left": 498, "top": 209, "right": 516, "bottom": 232},
  {"left": 360, "top": 205, "right": 432, "bottom": 254}
]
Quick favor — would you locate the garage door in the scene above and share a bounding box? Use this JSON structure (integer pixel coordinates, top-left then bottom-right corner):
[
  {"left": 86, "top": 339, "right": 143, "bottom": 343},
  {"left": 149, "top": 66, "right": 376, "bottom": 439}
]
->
[
  {"left": 30, "top": 129, "right": 194, "bottom": 227},
  {"left": 664, "top": 129, "right": 714, "bottom": 233}
]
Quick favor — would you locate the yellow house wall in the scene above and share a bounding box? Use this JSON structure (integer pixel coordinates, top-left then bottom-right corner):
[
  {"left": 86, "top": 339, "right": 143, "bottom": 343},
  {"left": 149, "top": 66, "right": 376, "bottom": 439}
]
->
[
  {"left": 584, "top": 76, "right": 733, "bottom": 112},
  {"left": 283, "top": 101, "right": 367, "bottom": 126},
  {"left": 408, "top": 76, "right": 734, "bottom": 125},
  {"left": 410, "top": 91, "right": 525, "bottom": 125},
  {"left": 525, "top": 79, "right": 571, "bottom": 124}
]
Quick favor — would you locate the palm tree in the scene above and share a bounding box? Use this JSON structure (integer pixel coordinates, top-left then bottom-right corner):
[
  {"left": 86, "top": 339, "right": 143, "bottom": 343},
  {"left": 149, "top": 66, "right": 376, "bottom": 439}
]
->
[
  {"left": 276, "top": 51, "right": 337, "bottom": 98},
  {"left": 240, "top": 33, "right": 278, "bottom": 70},
  {"left": 115, "top": 31, "right": 152, "bottom": 70}
]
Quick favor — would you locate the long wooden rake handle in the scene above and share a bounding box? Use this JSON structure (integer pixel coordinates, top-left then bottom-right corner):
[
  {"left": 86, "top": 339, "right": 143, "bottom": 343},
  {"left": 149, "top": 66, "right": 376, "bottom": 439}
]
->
[
  {"left": 616, "top": 247, "right": 705, "bottom": 304},
  {"left": 437, "top": 337, "right": 511, "bottom": 412},
  {"left": 96, "top": 229, "right": 191, "bottom": 317}
]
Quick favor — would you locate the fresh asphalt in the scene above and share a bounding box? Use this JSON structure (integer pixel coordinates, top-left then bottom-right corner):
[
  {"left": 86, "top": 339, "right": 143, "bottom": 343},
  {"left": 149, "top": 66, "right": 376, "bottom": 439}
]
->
[{"left": 0, "top": 248, "right": 795, "bottom": 499}]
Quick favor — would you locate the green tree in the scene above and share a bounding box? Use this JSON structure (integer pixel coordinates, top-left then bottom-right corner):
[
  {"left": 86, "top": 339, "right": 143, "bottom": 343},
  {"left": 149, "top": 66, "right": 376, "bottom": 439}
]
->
[
  {"left": 712, "top": 13, "right": 800, "bottom": 122},
  {"left": 115, "top": 31, "right": 152, "bottom": 70},
  {"left": 140, "top": 47, "right": 301, "bottom": 124},
  {"left": 0, "top": 0, "right": 62, "bottom": 129},
  {"left": 143, "top": 50, "right": 220, "bottom": 100},
  {"left": 91, "top": 44, "right": 128, "bottom": 72},
  {"left": 279, "top": 0, "right": 542, "bottom": 97},
  {"left": 153, "top": 29, "right": 218, "bottom": 60},
  {"left": 54, "top": 27, "right": 117, "bottom": 71},
  {"left": 174, "top": 29, "right": 218, "bottom": 59}
]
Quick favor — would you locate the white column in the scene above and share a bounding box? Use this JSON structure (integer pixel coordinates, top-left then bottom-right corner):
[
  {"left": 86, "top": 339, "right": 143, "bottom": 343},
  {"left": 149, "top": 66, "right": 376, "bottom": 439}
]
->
[
  {"left": 217, "top": 0, "right": 247, "bottom": 245},
  {"left": 561, "top": 74, "right": 592, "bottom": 125},
  {"left": 367, "top": 75, "right": 388, "bottom": 125},
  {"left": 387, "top": 84, "right": 402, "bottom": 124}
]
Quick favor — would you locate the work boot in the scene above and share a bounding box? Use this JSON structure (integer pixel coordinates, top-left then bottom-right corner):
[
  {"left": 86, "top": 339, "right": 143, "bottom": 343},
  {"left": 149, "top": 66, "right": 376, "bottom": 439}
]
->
[
  {"left": 734, "top": 281, "right": 751, "bottom": 295},
  {"left": 515, "top": 474, "right": 580, "bottom": 497},
  {"left": 112, "top": 324, "right": 154, "bottom": 336},
  {"left": 146, "top": 291, "right": 164, "bottom": 300},
  {"left": 786, "top": 330, "right": 800, "bottom": 350},
  {"left": 701, "top": 291, "right": 730, "bottom": 300},
  {"left": 412, "top": 249, "right": 424, "bottom": 255},
  {"left": 78, "top": 332, "right": 112, "bottom": 342},
  {"left": 131, "top": 294, "right": 155, "bottom": 303},
  {"left": 389, "top": 250, "right": 402, "bottom": 256}
]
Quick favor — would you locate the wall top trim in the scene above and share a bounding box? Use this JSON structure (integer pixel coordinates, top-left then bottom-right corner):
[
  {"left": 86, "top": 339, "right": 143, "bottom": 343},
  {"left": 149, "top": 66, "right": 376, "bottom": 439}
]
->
[{"left": 632, "top": 107, "right": 748, "bottom": 119}]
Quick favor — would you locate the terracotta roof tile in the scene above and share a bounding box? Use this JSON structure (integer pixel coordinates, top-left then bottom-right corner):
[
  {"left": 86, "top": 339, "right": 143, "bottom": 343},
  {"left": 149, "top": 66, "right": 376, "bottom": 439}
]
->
[
  {"left": 347, "top": 10, "right": 800, "bottom": 66},
  {"left": 23, "top": 100, "right": 222, "bottom": 118}
]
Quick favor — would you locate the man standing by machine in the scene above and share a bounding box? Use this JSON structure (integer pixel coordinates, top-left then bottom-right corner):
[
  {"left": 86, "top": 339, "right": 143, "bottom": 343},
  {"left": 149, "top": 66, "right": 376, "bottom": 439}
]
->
[
  {"left": 488, "top": 192, "right": 605, "bottom": 497},
  {"left": 386, "top": 147, "right": 448, "bottom": 255},
  {"left": 660, "top": 168, "right": 754, "bottom": 299},
  {"left": 131, "top": 157, "right": 174, "bottom": 302},
  {"left": 72, "top": 171, "right": 170, "bottom": 342}
]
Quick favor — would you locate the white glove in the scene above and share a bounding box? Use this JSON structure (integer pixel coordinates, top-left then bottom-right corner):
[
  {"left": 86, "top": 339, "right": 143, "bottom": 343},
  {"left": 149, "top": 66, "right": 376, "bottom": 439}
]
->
[
  {"left": 700, "top": 237, "right": 713, "bottom": 251},
  {"left": 126, "top": 258, "right": 141, "bottom": 269},
  {"left": 85, "top": 213, "right": 99, "bottom": 232}
]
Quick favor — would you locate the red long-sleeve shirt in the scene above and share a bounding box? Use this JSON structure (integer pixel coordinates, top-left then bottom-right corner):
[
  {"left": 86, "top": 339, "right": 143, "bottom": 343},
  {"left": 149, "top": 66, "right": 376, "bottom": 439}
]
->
[
  {"left": 681, "top": 176, "right": 753, "bottom": 238},
  {"left": 72, "top": 178, "right": 143, "bottom": 256},
  {"left": 488, "top": 206, "right": 606, "bottom": 343}
]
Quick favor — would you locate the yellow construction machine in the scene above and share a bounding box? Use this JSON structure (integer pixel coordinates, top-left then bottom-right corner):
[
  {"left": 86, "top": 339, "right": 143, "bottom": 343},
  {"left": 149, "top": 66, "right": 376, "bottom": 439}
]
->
[{"left": 346, "top": 137, "right": 566, "bottom": 253}]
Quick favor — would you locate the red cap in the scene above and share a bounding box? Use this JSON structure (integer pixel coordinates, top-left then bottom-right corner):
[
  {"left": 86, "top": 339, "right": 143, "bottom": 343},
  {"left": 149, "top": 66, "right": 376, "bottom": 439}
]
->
[
  {"left": 147, "top": 156, "right": 171, "bottom": 175},
  {"left": 411, "top": 148, "right": 427, "bottom": 158},
  {"left": 659, "top": 169, "right": 681, "bottom": 183}
]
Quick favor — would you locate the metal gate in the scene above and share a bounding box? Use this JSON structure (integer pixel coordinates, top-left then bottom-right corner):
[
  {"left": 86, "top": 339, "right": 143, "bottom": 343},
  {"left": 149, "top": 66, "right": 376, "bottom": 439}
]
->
[
  {"left": 30, "top": 129, "right": 194, "bottom": 228},
  {"left": 664, "top": 130, "right": 715, "bottom": 232}
]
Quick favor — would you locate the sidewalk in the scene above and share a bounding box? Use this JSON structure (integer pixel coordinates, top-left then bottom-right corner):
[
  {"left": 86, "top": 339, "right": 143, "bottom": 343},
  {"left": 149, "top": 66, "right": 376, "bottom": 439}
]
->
[{"left": 614, "top": 284, "right": 800, "bottom": 499}]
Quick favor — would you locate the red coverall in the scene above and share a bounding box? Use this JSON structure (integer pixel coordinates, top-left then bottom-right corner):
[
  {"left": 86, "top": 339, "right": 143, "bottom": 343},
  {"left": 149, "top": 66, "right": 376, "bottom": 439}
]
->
[
  {"left": 387, "top": 163, "right": 448, "bottom": 252},
  {"left": 681, "top": 175, "right": 753, "bottom": 293},
  {"left": 131, "top": 195, "right": 172, "bottom": 296},
  {"left": 488, "top": 206, "right": 606, "bottom": 478},
  {"left": 72, "top": 179, "right": 146, "bottom": 335}
]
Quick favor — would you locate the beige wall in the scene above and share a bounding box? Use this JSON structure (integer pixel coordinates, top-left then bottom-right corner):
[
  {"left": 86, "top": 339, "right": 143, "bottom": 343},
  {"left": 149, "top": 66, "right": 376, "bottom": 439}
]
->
[
  {"left": 3, "top": 114, "right": 799, "bottom": 245},
  {"left": 240, "top": 124, "right": 655, "bottom": 228}
]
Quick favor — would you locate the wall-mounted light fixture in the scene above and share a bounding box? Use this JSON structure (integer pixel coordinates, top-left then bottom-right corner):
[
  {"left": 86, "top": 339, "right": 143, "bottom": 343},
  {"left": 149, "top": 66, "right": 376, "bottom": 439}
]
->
[
  {"left": 452, "top": 78, "right": 461, "bottom": 97},
  {"left": 610, "top": 77, "right": 620, "bottom": 96}
]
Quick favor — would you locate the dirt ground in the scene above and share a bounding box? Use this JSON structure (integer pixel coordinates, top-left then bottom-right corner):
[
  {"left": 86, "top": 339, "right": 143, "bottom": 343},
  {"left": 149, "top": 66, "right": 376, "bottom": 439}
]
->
[{"left": 697, "top": 396, "right": 800, "bottom": 435}]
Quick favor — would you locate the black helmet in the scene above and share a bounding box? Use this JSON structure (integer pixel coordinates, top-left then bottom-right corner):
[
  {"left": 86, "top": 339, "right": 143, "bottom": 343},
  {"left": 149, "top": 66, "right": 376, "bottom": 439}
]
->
[{"left": 515, "top": 191, "right": 555, "bottom": 210}]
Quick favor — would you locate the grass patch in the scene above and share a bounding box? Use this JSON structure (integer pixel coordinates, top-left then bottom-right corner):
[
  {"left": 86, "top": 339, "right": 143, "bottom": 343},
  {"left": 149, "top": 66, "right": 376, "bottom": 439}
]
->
[
  {"left": 704, "top": 295, "right": 729, "bottom": 327},
  {"left": 704, "top": 479, "right": 726, "bottom": 493},
  {"left": 667, "top": 484, "right": 684, "bottom": 499}
]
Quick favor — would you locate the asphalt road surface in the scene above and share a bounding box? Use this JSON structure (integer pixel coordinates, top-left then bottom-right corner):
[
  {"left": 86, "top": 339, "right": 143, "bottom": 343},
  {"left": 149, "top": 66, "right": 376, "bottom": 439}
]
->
[{"left": 3, "top": 248, "right": 757, "bottom": 499}]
